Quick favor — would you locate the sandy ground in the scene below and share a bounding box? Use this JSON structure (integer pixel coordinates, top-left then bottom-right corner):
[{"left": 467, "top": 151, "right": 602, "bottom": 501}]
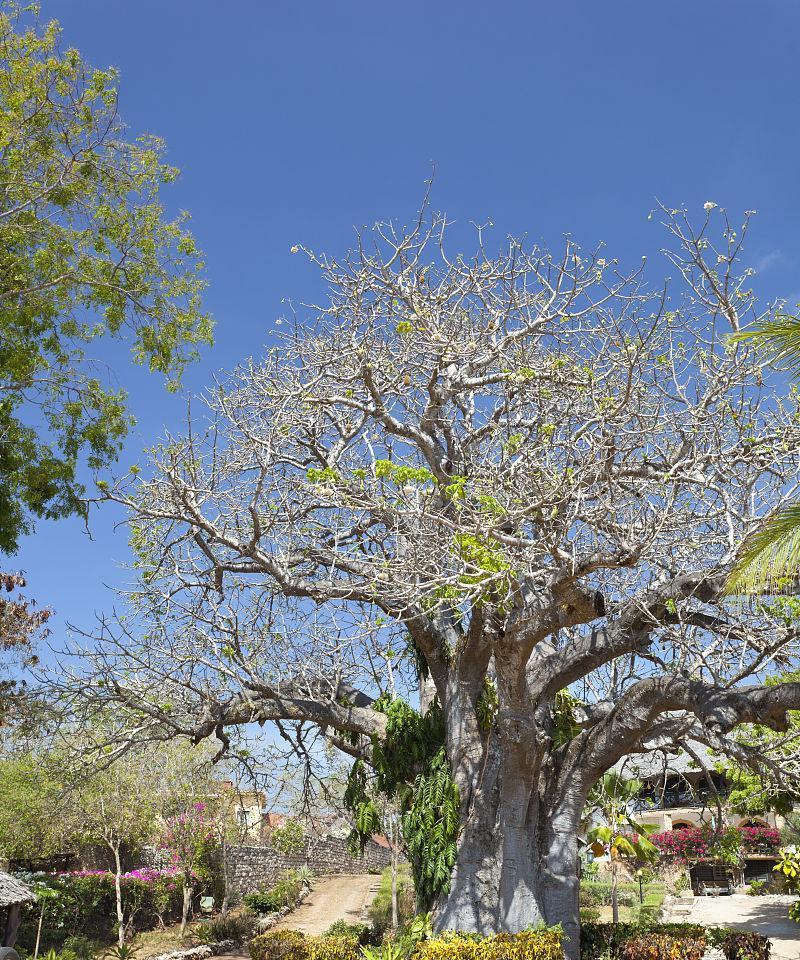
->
[
  {"left": 270, "top": 874, "right": 383, "bottom": 937},
  {"left": 678, "top": 894, "right": 800, "bottom": 960}
]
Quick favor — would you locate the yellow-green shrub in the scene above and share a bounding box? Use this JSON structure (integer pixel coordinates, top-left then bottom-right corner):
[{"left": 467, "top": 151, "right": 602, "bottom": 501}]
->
[
  {"left": 307, "top": 935, "right": 361, "bottom": 960},
  {"left": 416, "top": 930, "right": 562, "bottom": 960},
  {"left": 249, "top": 930, "right": 362, "bottom": 960},
  {"left": 250, "top": 930, "right": 308, "bottom": 960}
]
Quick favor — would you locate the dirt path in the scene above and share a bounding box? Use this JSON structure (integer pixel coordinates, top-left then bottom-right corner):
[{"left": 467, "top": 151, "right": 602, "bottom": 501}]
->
[{"left": 272, "top": 874, "right": 383, "bottom": 936}]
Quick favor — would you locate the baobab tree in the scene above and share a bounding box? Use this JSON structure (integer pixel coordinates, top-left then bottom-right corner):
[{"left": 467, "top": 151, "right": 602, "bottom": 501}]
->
[{"left": 59, "top": 204, "right": 800, "bottom": 957}]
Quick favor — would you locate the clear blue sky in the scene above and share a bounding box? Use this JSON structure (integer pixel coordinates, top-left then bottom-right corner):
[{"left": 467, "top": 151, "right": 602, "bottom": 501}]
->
[{"left": 16, "top": 0, "right": 800, "bottom": 646}]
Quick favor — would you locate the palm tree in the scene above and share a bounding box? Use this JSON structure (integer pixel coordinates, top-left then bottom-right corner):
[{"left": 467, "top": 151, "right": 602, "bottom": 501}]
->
[
  {"left": 727, "top": 314, "right": 800, "bottom": 594},
  {"left": 586, "top": 773, "right": 658, "bottom": 923}
]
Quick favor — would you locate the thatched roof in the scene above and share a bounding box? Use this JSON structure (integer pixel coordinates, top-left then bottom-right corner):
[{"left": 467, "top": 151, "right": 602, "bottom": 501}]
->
[{"left": 0, "top": 872, "right": 36, "bottom": 907}]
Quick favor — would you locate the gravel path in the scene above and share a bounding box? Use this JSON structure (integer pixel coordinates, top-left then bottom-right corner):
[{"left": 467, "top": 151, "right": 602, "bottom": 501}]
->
[
  {"left": 271, "top": 874, "right": 383, "bottom": 936},
  {"left": 679, "top": 894, "right": 799, "bottom": 960}
]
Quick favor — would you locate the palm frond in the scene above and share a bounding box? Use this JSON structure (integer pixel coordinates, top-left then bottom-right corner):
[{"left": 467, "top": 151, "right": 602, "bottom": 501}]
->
[
  {"left": 731, "top": 313, "right": 800, "bottom": 378},
  {"left": 726, "top": 502, "right": 800, "bottom": 595}
]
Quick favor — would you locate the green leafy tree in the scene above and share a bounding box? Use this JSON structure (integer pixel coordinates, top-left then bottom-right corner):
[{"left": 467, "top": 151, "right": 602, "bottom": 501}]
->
[
  {"left": 0, "top": 750, "right": 80, "bottom": 860},
  {"left": 0, "top": 1, "right": 211, "bottom": 554},
  {"left": 720, "top": 667, "right": 800, "bottom": 816},
  {"left": 74, "top": 751, "right": 163, "bottom": 947}
]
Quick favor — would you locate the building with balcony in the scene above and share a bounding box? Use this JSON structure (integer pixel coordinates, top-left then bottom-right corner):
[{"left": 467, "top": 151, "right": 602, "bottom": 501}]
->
[{"left": 620, "top": 743, "right": 788, "bottom": 893}]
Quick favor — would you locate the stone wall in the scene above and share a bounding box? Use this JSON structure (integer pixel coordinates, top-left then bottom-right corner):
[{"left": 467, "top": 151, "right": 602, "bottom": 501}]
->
[{"left": 224, "top": 836, "right": 394, "bottom": 901}]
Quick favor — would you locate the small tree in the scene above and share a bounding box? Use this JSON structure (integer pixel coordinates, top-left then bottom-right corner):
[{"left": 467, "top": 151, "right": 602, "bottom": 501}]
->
[
  {"left": 586, "top": 773, "right": 658, "bottom": 923},
  {"left": 160, "top": 801, "right": 216, "bottom": 937},
  {"left": 76, "top": 753, "right": 162, "bottom": 946}
]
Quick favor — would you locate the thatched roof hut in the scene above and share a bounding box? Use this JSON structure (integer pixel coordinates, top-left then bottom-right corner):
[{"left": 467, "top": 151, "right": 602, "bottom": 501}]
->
[
  {"left": 0, "top": 872, "right": 35, "bottom": 949},
  {"left": 0, "top": 874, "right": 34, "bottom": 909}
]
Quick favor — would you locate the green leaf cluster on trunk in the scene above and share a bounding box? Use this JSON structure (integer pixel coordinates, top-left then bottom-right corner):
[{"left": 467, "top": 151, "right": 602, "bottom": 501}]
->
[{"left": 344, "top": 696, "right": 459, "bottom": 908}]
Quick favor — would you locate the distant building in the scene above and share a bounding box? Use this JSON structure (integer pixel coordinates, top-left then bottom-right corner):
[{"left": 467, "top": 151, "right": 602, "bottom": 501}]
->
[
  {"left": 216, "top": 781, "right": 267, "bottom": 842},
  {"left": 621, "top": 743, "right": 787, "bottom": 893}
]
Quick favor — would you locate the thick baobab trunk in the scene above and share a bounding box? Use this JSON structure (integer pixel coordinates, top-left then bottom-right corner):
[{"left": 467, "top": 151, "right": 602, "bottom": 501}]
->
[{"left": 433, "top": 739, "right": 584, "bottom": 960}]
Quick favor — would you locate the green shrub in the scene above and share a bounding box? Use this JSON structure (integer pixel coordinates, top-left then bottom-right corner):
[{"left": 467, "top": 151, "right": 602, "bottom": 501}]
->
[
  {"left": 271, "top": 820, "right": 306, "bottom": 855},
  {"left": 196, "top": 914, "right": 254, "bottom": 945},
  {"left": 415, "top": 930, "right": 562, "bottom": 960},
  {"left": 747, "top": 880, "right": 768, "bottom": 896},
  {"left": 243, "top": 891, "right": 277, "bottom": 914},
  {"left": 323, "top": 921, "right": 373, "bottom": 946},
  {"left": 244, "top": 873, "right": 305, "bottom": 914},
  {"left": 249, "top": 931, "right": 361, "bottom": 960},
  {"left": 579, "top": 922, "right": 708, "bottom": 960},
  {"left": 368, "top": 866, "right": 415, "bottom": 940},
  {"left": 718, "top": 931, "right": 771, "bottom": 960},
  {"left": 60, "top": 936, "right": 100, "bottom": 960},
  {"left": 579, "top": 880, "right": 636, "bottom": 908},
  {"left": 620, "top": 934, "right": 705, "bottom": 960},
  {"left": 361, "top": 945, "right": 405, "bottom": 960},
  {"left": 581, "top": 860, "right": 600, "bottom": 880},
  {"left": 307, "top": 936, "right": 360, "bottom": 960},
  {"left": 634, "top": 889, "right": 666, "bottom": 924},
  {"left": 250, "top": 930, "right": 308, "bottom": 960},
  {"left": 674, "top": 873, "right": 691, "bottom": 894},
  {"left": 579, "top": 907, "right": 601, "bottom": 923},
  {"left": 14, "top": 871, "right": 187, "bottom": 954}
]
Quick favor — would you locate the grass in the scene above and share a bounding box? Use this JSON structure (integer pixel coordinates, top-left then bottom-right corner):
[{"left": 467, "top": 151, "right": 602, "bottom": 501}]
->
[{"left": 368, "top": 864, "right": 416, "bottom": 939}]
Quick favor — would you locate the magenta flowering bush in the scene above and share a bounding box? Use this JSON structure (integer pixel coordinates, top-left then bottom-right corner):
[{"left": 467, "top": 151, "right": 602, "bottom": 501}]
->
[
  {"left": 15, "top": 868, "right": 189, "bottom": 951},
  {"left": 651, "top": 823, "right": 780, "bottom": 863},
  {"left": 159, "top": 801, "right": 216, "bottom": 877},
  {"left": 739, "top": 825, "right": 780, "bottom": 851},
  {"left": 651, "top": 827, "right": 712, "bottom": 862},
  {"left": 159, "top": 800, "right": 219, "bottom": 934}
]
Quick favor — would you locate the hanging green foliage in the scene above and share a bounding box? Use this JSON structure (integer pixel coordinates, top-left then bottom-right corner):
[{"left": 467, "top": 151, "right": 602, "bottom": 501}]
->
[
  {"left": 401, "top": 747, "right": 460, "bottom": 907},
  {"left": 344, "top": 696, "right": 459, "bottom": 908}
]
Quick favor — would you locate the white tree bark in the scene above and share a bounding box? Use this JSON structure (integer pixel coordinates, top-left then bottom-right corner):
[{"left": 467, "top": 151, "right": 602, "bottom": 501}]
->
[
  {"left": 53, "top": 203, "right": 800, "bottom": 956},
  {"left": 113, "top": 844, "right": 125, "bottom": 948}
]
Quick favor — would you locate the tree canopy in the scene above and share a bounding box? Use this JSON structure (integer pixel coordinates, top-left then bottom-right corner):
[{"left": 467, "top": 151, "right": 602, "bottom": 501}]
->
[
  {"left": 0, "top": 1, "right": 211, "bottom": 553},
  {"left": 56, "top": 202, "right": 800, "bottom": 950}
]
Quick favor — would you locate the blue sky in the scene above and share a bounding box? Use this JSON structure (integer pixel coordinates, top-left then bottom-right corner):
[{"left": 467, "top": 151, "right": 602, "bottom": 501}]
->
[{"left": 16, "top": 0, "right": 800, "bottom": 646}]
